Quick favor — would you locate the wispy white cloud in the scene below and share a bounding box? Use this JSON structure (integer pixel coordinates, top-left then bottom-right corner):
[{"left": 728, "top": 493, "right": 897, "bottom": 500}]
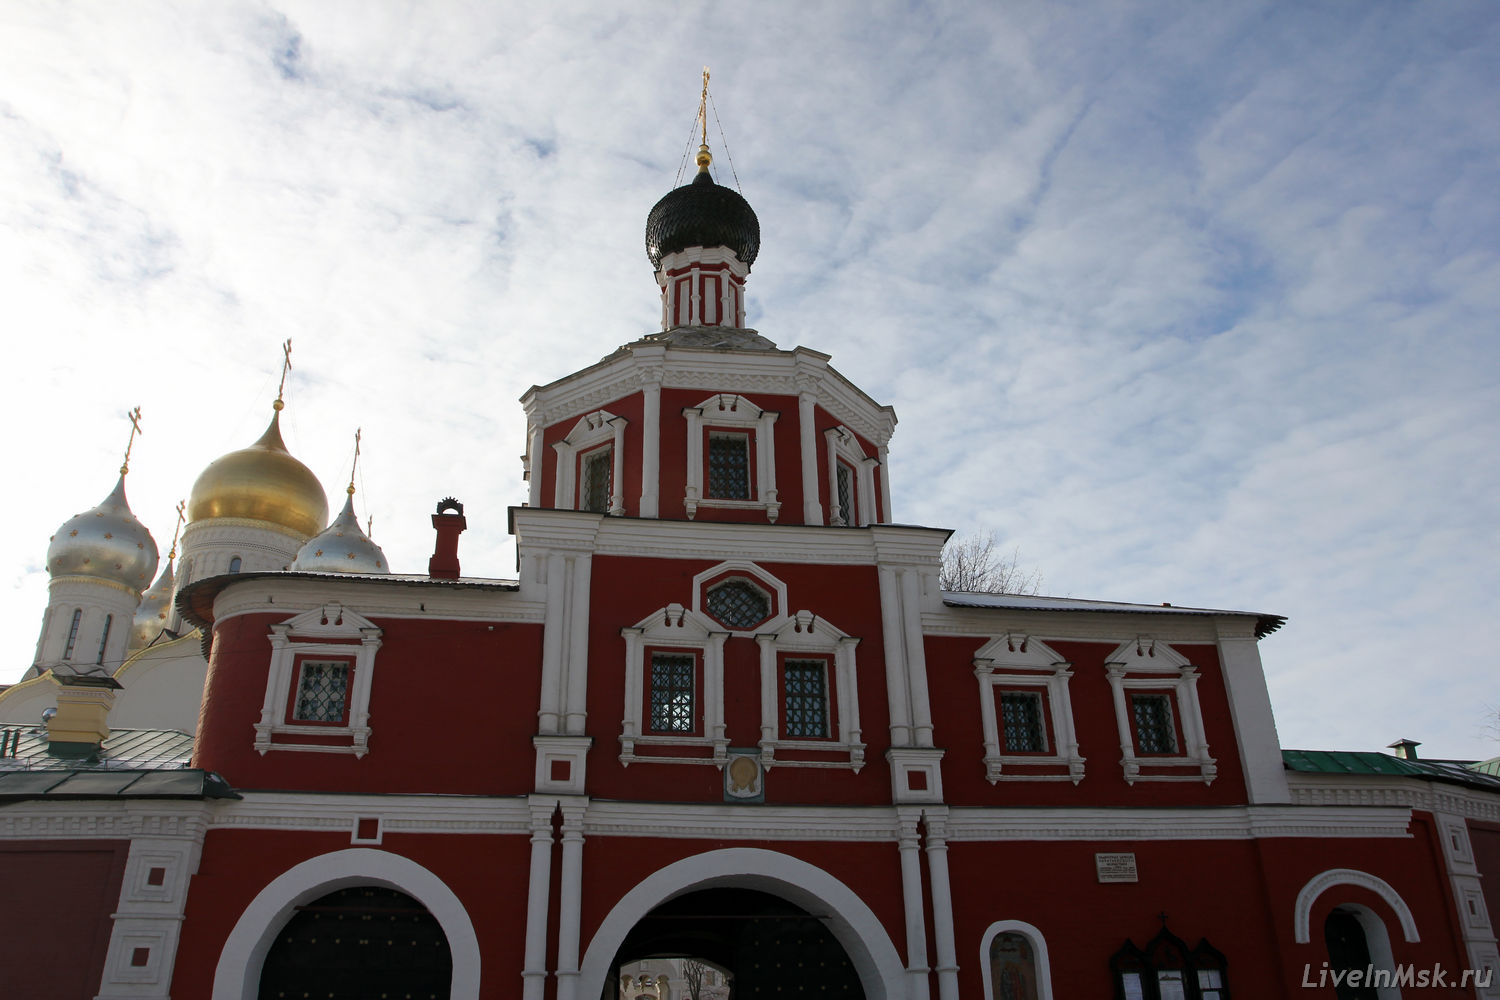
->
[{"left": 1, "top": 1, "right": 1496, "bottom": 758}]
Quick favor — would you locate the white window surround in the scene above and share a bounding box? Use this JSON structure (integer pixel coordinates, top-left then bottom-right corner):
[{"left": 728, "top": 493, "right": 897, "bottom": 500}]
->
[
  {"left": 254, "top": 604, "right": 382, "bottom": 758},
  {"left": 973, "top": 635, "right": 1085, "bottom": 784},
  {"left": 553, "top": 410, "right": 626, "bottom": 516},
  {"left": 619, "top": 604, "right": 729, "bottom": 767},
  {"left": 683, "top": 394, "right": 780, "bottom": 521},
  {"left": 824, "top": 425, "right": 879, "bottom": 527},
  {"left": 692, "top": 559, "right": 788, "bottom": 636},
  {"left": 755, "top": 611, "right": 865, "bottom": 772},
  {"left": 1104, "top": 637, "right": 1216, "bottom": 785},
  {"left": 978, "top": 920, "right": 1054, "bottom": 1000}
]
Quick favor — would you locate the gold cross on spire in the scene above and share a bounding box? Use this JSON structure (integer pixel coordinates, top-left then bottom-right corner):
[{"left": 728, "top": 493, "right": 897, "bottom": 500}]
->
[
  {"left": 274, "top": 338, "right": 293, "bottom": 411},
  {"left": 121, "top": 406, "right": 143, "bottom": 474},
  {"left": 168, "top": 499, "right": 185, "bottom": 560},
  {"left": 347, "top": 427, "right": 362, "bottom": 496},
  {"left": 695, "top": 66, "right": 713, "bottom": 172}
]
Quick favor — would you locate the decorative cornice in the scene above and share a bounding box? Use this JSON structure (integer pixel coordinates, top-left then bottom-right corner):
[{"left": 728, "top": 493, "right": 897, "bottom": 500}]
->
[
  {"left": 207, "top": 792, "right": 534, "bottom": 835},
  {"left": 945, "top": 804, "right": 1413, "bottom": 842},
  {"left": 0, "top": 801, "right": 213, "bottom": 840},
  {"left": 1288, "top": 772, "right": 1500, "bottom": 824}
]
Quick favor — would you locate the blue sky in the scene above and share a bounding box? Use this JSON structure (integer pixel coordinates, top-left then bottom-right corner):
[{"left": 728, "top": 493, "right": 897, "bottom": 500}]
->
[{"left": 2, "top": 1, "right": 1496, "bottom": 757}]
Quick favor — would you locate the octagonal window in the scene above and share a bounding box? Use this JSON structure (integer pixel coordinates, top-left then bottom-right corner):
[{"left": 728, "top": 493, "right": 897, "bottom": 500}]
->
[{"left": 705, "top": 578, "right": 772, "bottom": 630}]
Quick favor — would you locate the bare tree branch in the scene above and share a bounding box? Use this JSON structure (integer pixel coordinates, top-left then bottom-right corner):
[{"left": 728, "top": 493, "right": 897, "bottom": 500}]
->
[{"left": 939, "top": 531, "right": 1043, "bottom": 595}]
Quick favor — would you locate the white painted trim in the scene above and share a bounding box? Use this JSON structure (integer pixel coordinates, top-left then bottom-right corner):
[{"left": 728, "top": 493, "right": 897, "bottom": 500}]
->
[
  {"left": 978, "top": 920, "right": 1054, "bottom": 1000},
  {"left": 552, "top": 410, "right": 627, "bottom": 516},
  {"left": 824, "top": 425, "right": 878, "bottom": 527},
  {"left": 211, "top": 848, "right": 480, "bottom": 1000},
  {"left": 254, "top": 604, "right": 382, "bottom": 757},
  {"left": 755, "top": 611, "right": 866, "bottom": 772},
  {"left": 619, "top": 604, "right": 728, "bottom": 766},
  {"left": 1293, "top": 868, "right": 1420, "bottom": 944},
  {"left": 682, "top": 393, "right": 780, "bottom": 521},
  {"left": 973, "top": 634, "right": 1084, "bottom": 784},
  {"left": 1105, "top": 637, "right": 1216, "bottom": 785},
  {"left": 690, "top": 559, "right": 788, "bottom": 633},
  {"left": 576, "top": 848, "right": 906, "bottom": 1000}
]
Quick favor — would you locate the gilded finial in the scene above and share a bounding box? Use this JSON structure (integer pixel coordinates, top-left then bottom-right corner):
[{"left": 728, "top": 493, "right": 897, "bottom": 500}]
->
[
  {"left": 347, "top": 427, "right": 362, "bottom": 497},
  {"left": 168, "top": 500, "right": 185, "bottom": 560},
  {"left": 366, "top": 514, "right": 374, "bottom": 537},
  {"left": 274, "top": 338, "right": 293, "bottom": 411},
  {"left": 121, "top": 406, "right": 143, "bottom": 475},
  {"left": 696, "top": 66, "right": 712, "bottom": 172}
]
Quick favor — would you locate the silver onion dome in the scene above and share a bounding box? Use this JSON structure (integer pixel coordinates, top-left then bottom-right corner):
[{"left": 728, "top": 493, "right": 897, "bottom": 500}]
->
[
  {"left": 47, "top": 476, "right": 160, "bottom": 592},
  {"left": 290, "top": 490, "right": 387, "bottom": 574},
  {"left": 129, "top": 557, "right": 175, "bottom": 651}
]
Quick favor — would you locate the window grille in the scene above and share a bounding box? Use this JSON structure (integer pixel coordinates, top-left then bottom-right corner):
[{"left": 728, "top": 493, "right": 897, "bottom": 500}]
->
[
  {"left": 581, "top": 448, "right": 612, "bottom": 513},
  {"left": 836, "top": 462, "right": 854, "bottom": 525},
  {"left": 999, "top": 691, "right": 1047, "bottom": 752},
  {"left": 784, "top": 659, "right": 829, "bottom": 738},
  {"left": 1132, "top": 694, "right": 1178, "bottom": 754},
  {"left": 704, "top": 579, "right": 770, "bottom": 629},
  {"left": 96, "top": 614, "right": 113, "bottom": 664},
  {"left": 294, "top": 661, "right": 350, "bottom": 723},
  {"left": 708, "top": 433, "right": 750, "bottom": 499},
  {"left": 649, "top": 653, "right": 695, "bottom": 732},
  {"left": 62, "top": 609, "right": 82, "bottom": 660}
]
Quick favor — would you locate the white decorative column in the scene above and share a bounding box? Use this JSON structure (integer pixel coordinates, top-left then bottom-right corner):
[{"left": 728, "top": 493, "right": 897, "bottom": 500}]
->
[
  {"left": 564, "top": 552, "right": 593, "bottom": 735},
  {"left": 877, "top": 566, "right": 914, "bottom": 747},
  {"left": 900, "top": 570, "right": 934, "bottom": 747},
  {"left": 1215, "top": 629, "right": 1291, "bottom": 803},
  {"left": 521, "top": 798, "right": 555, "bottom": 1000},
  {"left": 527, "top": 422, "right": 546, "bottom": 508},
  {"left": 798, "top": 386, "right": 823, "bottom": 524},
  {"left": 877, "top": 443, "right": 892, "bottom": 522},
  {"left": 897, "top": 810, "right": 932, "bottom": 1000},
  {"left": 554, "top": 798, "right": 588, "bottom": 1000},
  {"left": 640, "top": 372, "right": 662, "bottom": 518},
  {"left": 923, "top": 810, "right": 959, "bottom": 1000}
]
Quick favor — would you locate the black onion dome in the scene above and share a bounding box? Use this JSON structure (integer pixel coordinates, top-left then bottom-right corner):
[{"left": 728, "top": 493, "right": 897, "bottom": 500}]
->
[{"left": 645, "top": 171, "right": 760, "bottom": 270}]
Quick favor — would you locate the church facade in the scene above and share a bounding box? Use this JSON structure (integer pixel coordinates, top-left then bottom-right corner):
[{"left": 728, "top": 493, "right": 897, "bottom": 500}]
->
[{"left": 4, "top": 129, "right": 1500, "bottom": 1000}]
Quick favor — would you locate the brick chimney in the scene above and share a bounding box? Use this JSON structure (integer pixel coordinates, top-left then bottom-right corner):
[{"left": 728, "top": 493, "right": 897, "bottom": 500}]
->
[
  {"left": 46, "top": 670, "right": 122, "bottom": 759},
  {"left": 429, "top": 498, "right": 467, "bottom": 580}
]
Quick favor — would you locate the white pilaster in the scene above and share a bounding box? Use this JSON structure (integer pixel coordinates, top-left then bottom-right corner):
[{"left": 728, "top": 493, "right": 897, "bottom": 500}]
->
[
  {"left": 798, "top": 389, "right": 823, "bottom": 524},
  {"left": 898, "top": 810, "right": 932, "bottom": 1000},
  {"left": 1215, "top": 628, "right": 1291, "bottom": 803},
  {"left": 641, "top": 375, "right": 662, "bottom": 518},
  {"left": 521, "top": 798, "right": 555, "bottom": 1000},
  {"left": 923, "top": 810, "right": 959, "bottom": 1000},
  {"left": 554, "top": 798, "right": 588, "bottom": 1000}
]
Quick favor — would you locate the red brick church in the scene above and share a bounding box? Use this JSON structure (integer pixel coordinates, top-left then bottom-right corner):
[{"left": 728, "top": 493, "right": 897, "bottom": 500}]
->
[{"left": 4, "top": 107, "right": 1500, "bottom": 1000}]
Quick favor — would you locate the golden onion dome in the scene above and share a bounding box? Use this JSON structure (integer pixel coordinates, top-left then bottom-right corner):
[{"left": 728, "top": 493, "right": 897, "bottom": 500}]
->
[
  {"left": 47, "top": 476, "right": 160, "bottom": 591},
  {"left": 291, "top": 489, "right": 388, "bottom": 574},
  {"left": 187, "top": 407, "right": 329, "bottom": 538},
  {"left": 129, "top": 557, "right": 175, "bottom": 651}
]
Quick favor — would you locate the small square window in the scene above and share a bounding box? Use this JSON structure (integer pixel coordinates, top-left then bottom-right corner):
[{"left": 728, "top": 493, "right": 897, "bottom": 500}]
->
[
  {"left": 293, "top": 660, "right": 350, "bottom": 723},
  {"left": 130, "top": 947, "right": 151, "bottom": 968},
  {"left": 1131, "top": 693, "right": 1178, "bottom": 755},
  {"left": 580, "top": 447, "right": 612, "bottom": 513},
  {"left": 999, "top": 691, "right": 1047, "bottom": 753},
  {"left": 783, "top": 659, "right": 829, "bottom": 739},
  {"left": 648, "top": 653, "right": 696, "bottom": 733},
  {"left": 145, "top": 866, "right": 167, "bottom": 887},
  {"left": 708, "top": 433, "right": 750, "bottom": 499}
]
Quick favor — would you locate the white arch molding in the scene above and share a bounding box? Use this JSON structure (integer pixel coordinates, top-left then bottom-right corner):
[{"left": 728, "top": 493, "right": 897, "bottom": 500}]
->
[
  {"left": 978, "top": 920, "right": 1054, "bottom": 1000},
  {"left": 577, "top": 847, "right": 906, "bottom": 1000},
  {"left": 211, "top": 848, "right": 481, "bottom": 1000},
  {"left": 1293, "top": 867, "right": 1420, "bottom": 944}
]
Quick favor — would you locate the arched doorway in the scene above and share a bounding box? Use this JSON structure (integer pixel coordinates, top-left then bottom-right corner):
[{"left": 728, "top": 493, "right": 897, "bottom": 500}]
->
[
  {"left": 1324, "top": 909, "right": 1378, "bottom": 1000},
  {"left": 258, "top": 885, "right": 452, "bottom": 1000},
  {"left": 607, "top": 887, "right": 864, "bottom": 999}
]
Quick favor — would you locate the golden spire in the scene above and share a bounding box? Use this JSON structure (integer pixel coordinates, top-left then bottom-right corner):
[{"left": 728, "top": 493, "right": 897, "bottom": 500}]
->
[
  {"left": 168, "top": 499, "right": 185, "bottom": 560},
  {"left": 346, "top": 427, "right": 362, "bottom": 497},
  {"left": 695, "top": 66, "right": 712, "bottom": 172},
  {"left": 121, "top": 406, "right": 142, "bottom": 475},
  {"left": 274, "top": 338, "right": 293, "bottom": 412}
]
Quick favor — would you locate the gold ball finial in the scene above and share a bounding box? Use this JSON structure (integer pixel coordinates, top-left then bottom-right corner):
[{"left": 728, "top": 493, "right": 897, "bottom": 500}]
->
[
  {"left": 273, "top": 398, "right": 285, "bottom": 411},
  {"left": 695, "top": 144, "right": 713, "bottom": 172}
]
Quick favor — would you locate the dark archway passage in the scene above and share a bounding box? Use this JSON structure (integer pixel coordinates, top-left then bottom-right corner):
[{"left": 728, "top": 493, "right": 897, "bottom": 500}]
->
[
  {"left": 258, "top": 885, "right": 452, "bottom": 1000},
  {"left": 607, "top": 887, "right": 864, "bottom": 999}
]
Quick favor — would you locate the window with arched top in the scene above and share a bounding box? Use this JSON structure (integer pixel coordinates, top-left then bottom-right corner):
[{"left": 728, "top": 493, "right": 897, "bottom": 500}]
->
[
  {"left": 228, "top": 556, "right": 242, "bottom": 574},
  {"left": 62, "top": 608, "right": 82, "bottom": 660},
  {"left": 981, "top": 921, "right": 1052, "bottom": 1000},
  {"left": 1110, "top": 927, "right": 1229, "bottom": 1000},
  {"left": 96, "top": 614, "right": 113, "bottom": 664}
]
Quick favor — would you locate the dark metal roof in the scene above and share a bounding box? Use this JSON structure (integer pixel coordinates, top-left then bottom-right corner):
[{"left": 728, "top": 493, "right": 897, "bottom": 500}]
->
[
  {"left": 942, "top": 591, "right": 1286, "bottom": 639},
  {"left": 0, "top": 767, "right": 237, "bottom": 801},
  {"left": 1283, "top": 749, "right": 1500, "bottom": 793},
  {"left": 0, "top": 726, "right": 195, "bottom": 771},
  {"left": 646, "top": 171, "right": 760, "bottom": 270}
]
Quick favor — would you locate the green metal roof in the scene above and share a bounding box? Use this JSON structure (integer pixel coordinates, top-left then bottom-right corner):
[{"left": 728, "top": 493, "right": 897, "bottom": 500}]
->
[
  {"left": 1284, "top": 749, "right": 1500, "bottom": 793},
  {"left": 0, "top": 726, "right": 194, "bottom": 771},
  {"left": 0, "top": 767, "right": 236, "bottom": 800}
]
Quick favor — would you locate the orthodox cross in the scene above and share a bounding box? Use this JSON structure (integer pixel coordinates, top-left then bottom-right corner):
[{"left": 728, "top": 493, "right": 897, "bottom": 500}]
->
[
  {"left": 121, "top": 406, "right": 143, "bottom": 474},
  {"left": 275, "top": 338, "right": 293, "bottom": 409},
  {"left": 346, "top": 427, "right": 362, "bottom": 496},
  {"left": 168, "top": 500, "right": 186, "bottom": 561},
  {"left": 698, "top": 66, "right": 710, "bottom": 149}
]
